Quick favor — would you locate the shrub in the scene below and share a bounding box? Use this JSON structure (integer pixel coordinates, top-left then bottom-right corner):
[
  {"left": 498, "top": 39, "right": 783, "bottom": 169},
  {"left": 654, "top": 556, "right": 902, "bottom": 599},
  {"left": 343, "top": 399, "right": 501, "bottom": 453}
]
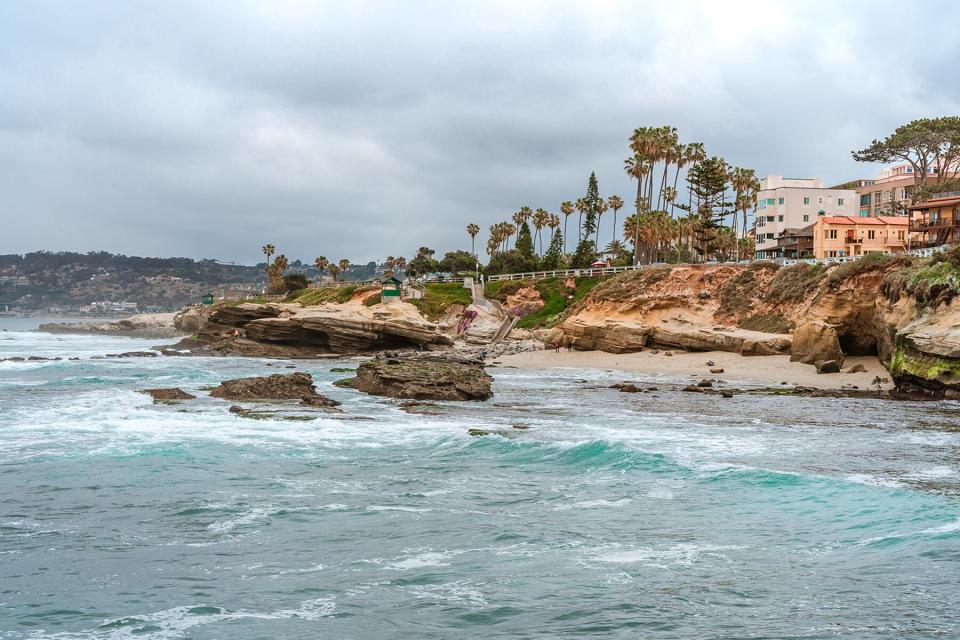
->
[
  {"left": 363, "top": 293, "right": 381, "bottom": 306},
  {"left": 282, "top": 273, "right": 309, "bottom": 292},
  {"left": 484, "top": 279, "right": 531, "bottom": 302},
  {"left": 826, "top": 252, "right": 902, "bottom": 286},
  {"left": 765, "top": 263, "right": 826, "bottom": 304}
]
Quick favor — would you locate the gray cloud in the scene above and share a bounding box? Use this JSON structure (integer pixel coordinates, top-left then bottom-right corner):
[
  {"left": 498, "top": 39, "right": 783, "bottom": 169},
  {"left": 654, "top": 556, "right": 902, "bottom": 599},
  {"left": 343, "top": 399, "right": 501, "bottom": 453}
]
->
[{"left": 2, "top": 0, "right": 958, "bottom": 264}]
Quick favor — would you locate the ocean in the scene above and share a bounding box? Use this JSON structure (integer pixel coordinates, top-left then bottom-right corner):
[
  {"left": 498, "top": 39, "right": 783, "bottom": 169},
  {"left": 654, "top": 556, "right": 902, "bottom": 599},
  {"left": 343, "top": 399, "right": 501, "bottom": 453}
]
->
[{"left": 1, "top": 318, "right": 959, "bottom": 639}]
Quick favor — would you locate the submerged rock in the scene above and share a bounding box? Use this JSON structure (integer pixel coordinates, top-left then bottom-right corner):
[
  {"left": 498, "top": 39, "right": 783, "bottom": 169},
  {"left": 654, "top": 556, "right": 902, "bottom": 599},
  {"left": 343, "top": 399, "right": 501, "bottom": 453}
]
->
[
  {"left": 353, "top": 355, "right": 493, "bottom": 401},
  {"left": 140, "top": 387, "right": 197, "bottom": 401}
]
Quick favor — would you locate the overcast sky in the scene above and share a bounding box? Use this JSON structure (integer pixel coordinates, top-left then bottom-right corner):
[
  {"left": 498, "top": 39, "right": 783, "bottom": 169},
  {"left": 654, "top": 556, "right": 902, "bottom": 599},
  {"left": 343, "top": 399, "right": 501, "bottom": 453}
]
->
[{"left": 2, "top": 1, "right": 958, "bottom": 264}]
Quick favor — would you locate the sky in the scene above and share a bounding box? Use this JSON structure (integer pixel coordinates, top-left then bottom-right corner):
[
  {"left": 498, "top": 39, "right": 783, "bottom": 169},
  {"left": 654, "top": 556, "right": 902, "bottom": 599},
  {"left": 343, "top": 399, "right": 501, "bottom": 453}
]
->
[{"left": 2, "top": 0, "right": 959, "bottom": 265}]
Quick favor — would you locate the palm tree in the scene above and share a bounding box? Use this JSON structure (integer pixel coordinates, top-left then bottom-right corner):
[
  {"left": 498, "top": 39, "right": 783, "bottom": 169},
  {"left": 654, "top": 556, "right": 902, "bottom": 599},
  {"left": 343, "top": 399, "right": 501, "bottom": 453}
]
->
[
  {"left": 547, "top": 213, "right": 560, "bottom": 240},
  {"left": 327, "top": 264, "right": 341, "bottom": 283},
  {"left": 466, "top": 223, "right": 480, "bottom": 255},
  {"left": 560, "top": 201, "right": 574, "bottom": 253},
  {"left": 313, "top": 256, "right": 328, "bottom": 283},
  {"left": 395, "top": 256, "right": 406, "bottom": 276},
  {"left": 512, "top": 210, "right": 526, "bottom": 244},
  {"left": 594, "top": 198, "right": 608, "bottom": 248},
  {"left": 607, "top": 195, "right": 623, "bottom": 246},
  {"left": 574, "top": 198, "right": 588, "bottom": 242},
  {"left": 338, "top": 258, "right": 350, "bottom": 276},
  {"left": 262, "top": 244, "right": 276, "bottom": 270},
  {"left": 533, "top": 208, "right": 550, "bottom": 255}
]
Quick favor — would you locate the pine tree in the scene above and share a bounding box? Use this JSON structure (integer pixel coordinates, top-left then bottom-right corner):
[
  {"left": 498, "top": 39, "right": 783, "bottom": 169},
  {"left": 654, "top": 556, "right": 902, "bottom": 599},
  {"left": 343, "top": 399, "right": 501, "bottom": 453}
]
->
[
  {"left": 571, "top": 172, "right": 602, "bottom": 268},
  {"left": 541, "top": 228, "right": 564, "bottom": 270},
  {"left": 516, "top": 221, "right": 535, "bottom": 260}
]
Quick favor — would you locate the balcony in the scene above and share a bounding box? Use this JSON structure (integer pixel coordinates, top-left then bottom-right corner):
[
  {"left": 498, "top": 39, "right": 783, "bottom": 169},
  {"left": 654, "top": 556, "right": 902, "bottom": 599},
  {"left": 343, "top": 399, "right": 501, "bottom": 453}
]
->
[
  {"left": 844, "top": 236, "right": 860, "bottom": 244},
  {"left": 910, "top": 218, "right": 960, "bottom": 233}
]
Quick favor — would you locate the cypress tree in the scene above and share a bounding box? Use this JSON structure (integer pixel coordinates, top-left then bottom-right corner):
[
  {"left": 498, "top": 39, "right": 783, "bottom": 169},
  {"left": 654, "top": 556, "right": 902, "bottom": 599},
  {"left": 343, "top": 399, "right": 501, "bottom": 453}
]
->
[
  {"left": 541, "top": 228, "right": 564, "bottom": 270},
  {"left": 516, "top": 221, "right": 535, "bottom": 260}
]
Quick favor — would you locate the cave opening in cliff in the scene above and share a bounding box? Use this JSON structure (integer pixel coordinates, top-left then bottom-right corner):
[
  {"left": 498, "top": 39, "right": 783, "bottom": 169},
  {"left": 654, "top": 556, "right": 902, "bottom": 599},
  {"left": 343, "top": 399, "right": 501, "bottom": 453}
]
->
[{"left": 838, "top": 332, "right": 877, "bottom": 357}]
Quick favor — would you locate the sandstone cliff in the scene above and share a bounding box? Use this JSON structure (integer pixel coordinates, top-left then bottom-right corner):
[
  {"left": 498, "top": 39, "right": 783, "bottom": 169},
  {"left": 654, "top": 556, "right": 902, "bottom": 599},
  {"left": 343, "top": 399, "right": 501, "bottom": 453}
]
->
[
  {"left": 168, "top": 300, "right": 452, "bottom": 357},
  {"left": 556, "top": 254, "right": 960, "bottom": 397}
]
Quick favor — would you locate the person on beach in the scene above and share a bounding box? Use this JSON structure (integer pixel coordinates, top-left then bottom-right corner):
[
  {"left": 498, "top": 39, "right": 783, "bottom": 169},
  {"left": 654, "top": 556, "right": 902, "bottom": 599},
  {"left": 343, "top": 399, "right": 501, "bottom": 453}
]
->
[
  {"left": 553, "top": 341, "right": 560, "bottom": 353},
  {"left": 233, "top": 328, "right": 241, "bottom": 339},
  {"left": 567, "top": 338, "right": 574, "bottom": 352}
]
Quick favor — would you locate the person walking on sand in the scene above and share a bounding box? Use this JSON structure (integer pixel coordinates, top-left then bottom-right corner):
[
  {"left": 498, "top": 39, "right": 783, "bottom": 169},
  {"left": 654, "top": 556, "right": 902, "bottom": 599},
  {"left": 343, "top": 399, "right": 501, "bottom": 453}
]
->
[
  {"left": 553, "top": 341, "right": 560, "bottom": 353},
  {"left": 567, "top": 338, "right": 574, "bottom": 352}
]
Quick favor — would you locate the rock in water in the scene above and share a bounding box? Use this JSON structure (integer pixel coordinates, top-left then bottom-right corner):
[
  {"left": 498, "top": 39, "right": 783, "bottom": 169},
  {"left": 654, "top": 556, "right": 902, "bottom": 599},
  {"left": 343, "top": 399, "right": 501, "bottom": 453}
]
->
[
  {"left": 210, "top": 372, "right": 326, "bottom": 401},
  {"left": 140, "top": 388, "right": 197, "bottom": 401},
  {"left": 353, "top": 356, "right": 493, "bottom": 401}
]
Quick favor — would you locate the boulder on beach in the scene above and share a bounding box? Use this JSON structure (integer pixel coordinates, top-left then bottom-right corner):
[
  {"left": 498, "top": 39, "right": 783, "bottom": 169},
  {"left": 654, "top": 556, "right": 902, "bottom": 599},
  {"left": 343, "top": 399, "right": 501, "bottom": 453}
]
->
[
  {"left": 815, "top": 359, "right": 842, "bottom": 374},
  {"left": 352, "top": 355, "right": 493, "bottom": 401},
  {"left": 791, "top": 321, "right": 844, "bottom": 366},
  {"left": 140, "top": 388, "right": 197, "bottom": 401},
  {"left": 209, "top": 372, "right": 335, "bottom": 403}
]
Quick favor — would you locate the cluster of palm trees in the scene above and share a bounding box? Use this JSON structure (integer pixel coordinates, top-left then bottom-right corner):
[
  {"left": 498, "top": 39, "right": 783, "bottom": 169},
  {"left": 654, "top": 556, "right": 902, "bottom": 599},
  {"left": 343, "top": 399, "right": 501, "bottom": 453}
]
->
[
  {"left": 311, "top": 256, "right": 352, "bottom": 283},
  {"left": 622, "top": 126, "right": 759, "bottom": 264},
  {"left": 479, "top": 207, "right": 563, "bottom": 257},
  {"left": 261, "top": 245, "right": 356, "bottom": 286}
]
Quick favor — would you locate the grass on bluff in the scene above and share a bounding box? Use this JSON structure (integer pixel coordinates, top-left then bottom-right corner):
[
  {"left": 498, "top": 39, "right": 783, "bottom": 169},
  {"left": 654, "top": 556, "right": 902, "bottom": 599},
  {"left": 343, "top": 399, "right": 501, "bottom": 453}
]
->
[
  {"left": 515, "top": 276, "right": 606, "bottom": 329},
  {"left": 882, "top": 245, "right": 960, "bottom": 309},
  {"left": 410, "top": 283, "right": 472, "bottom": 320},
  {"left": 291, "top": 285, "right": 376, "bottom": 306}
]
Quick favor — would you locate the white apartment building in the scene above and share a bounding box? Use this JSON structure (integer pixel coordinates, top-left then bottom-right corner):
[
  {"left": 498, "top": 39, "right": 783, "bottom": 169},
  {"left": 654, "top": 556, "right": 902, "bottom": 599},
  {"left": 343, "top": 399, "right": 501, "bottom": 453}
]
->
[{"left": 754, "top": 176, "right": 857, "bottom": 259}]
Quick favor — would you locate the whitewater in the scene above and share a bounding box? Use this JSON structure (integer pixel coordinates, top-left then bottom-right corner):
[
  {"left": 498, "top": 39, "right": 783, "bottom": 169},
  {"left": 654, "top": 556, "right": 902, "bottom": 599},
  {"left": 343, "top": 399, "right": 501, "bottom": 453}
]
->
[{"left": 1, "top": 319, "right": 959, "bottom": 639}]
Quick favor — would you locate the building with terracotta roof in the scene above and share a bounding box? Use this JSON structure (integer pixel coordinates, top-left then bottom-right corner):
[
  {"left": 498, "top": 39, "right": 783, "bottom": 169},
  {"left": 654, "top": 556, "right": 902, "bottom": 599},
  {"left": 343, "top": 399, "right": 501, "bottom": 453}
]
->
[
  {"left": 907, "top": 192, "right": 960, "bottom": 248},
  {"left": 754, "top": 176, "right": 857, "bottom": 259},
  {"left": 811, "top": 215, "right": 911, "bottom": 259}
]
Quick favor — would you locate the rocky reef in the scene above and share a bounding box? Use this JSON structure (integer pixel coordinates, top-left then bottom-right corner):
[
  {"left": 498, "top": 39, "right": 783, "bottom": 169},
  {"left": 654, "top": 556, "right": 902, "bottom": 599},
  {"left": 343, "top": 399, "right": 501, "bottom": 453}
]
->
[
  {"left": 349, "top": 354, "right": 493, "bottom": 401},
  {"left": 38, "top": 313, "right": 185, "bottom": 338}
]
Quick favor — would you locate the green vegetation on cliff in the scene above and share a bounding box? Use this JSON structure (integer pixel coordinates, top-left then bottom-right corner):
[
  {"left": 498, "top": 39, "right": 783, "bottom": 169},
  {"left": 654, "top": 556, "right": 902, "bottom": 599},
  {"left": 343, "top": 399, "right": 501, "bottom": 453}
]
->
[
  {"left": 881, "top": 246, "right": 960, "bottom": 309},
  {"left": 409, "top": 283, "right": 472, "bottom": 320},
  {"left": 516, "top": 277, "right": 604, "bottom": 329}
]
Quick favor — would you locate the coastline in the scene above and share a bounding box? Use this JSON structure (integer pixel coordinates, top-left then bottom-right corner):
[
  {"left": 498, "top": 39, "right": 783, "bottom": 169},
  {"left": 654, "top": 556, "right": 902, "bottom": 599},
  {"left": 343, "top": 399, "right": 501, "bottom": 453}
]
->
[{"left": 491, "top": 349, "right": 894, "bottom": 391}]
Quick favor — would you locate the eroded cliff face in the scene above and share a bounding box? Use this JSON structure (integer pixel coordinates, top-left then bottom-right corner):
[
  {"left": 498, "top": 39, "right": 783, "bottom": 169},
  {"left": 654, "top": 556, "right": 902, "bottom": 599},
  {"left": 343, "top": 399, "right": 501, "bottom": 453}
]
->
[
  {"left": 558, "top": 261, "right": 960, "bottom": 396},
  {"left": 169, "top": 300, "right": 453, "bottom": 357}
]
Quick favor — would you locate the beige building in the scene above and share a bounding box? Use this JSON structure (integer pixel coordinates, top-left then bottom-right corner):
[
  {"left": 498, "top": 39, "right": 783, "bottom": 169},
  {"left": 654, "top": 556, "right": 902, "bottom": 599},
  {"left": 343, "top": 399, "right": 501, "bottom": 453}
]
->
[
  {"left": 754, "top": 176, "right": 857, "bottom": 259},
  {"left": 811, "top": 216, "right": 910, "bottom": 259}
]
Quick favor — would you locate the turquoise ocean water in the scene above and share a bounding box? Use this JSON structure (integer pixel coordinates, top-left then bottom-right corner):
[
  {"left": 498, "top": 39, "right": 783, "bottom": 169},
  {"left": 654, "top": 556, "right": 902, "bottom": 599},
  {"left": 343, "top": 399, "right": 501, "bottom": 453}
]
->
[{"left": 1, "top": 318, "right": 959, "bottom": 638}]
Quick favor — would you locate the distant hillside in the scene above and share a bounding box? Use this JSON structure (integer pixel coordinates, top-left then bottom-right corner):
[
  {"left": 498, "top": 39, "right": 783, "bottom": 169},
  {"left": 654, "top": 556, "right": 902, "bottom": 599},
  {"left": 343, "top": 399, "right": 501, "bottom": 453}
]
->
[{"left": 0, "top": 251, "right": 266, "bottom": 312}]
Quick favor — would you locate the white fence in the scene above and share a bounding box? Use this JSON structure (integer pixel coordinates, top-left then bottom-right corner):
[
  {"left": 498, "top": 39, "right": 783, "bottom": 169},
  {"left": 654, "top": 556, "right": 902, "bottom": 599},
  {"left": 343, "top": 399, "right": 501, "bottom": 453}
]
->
[{"left": 481, "top": 244, "right": 952, "bottom": 283}]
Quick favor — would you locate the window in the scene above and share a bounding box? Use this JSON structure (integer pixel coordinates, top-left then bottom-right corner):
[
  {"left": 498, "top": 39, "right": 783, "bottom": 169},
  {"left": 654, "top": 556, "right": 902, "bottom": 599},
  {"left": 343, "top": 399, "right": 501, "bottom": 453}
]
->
[
  {"left": 838, "top": 198, "right": 844, "bottom": 206},
  {"left": 859, "top": 210, "right": 868, "bottom": 217},
  {"left": 803, "top": 197, "right": 810, "bottom": 205},
  {"left": 778, "top": 197, "right": 784, "bottom": 205},
  {"left": 767, "top": 198, "right": 775, "bottom": 205},
  {"left": 760, "top": 201, "right": 766, "bottom": 209},
  {"left": 818, "top": 197, "right": 823, "bottom": 204},
  {"left": 803, "top": 214, "right": 809, "bottom": 222},
  {"left": 868, "top": 230, "right": 875, "bottom": 240},
  {"left": 898, "top": 230, "right": 905, "bottom": 240},
  {"left": 860, "top": 194, "right": 871, "bottom": 206},
  {"left": 829, "top": 229, "right": 838, "bottom": 239},
  {"left": 778, "top": 215, "right": 783, "bottom": 222}
]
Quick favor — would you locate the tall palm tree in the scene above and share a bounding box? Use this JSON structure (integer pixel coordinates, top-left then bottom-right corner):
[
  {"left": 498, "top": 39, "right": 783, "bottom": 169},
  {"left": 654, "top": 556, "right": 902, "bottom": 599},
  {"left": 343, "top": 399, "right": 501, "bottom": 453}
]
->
[
  {"left": 512, "top": 210, "right": 526, "bottom": 244},
  {"left": 607, "top": 195, "right": 623, "bottom": 246},
  {"left": 466, "top": 223, "right": 480, "bottom": 255},
  {"left": 547, "top": 213, "right": 560, "bottom": 240},
  {"left": 395, "top": 256, "right": 406, "bottom": 276},
  {"left": 532, "top": 208, "right": 550, "bottom": 254},
  {"left": 313, "top": 256, "right": 328, "bottom": 283},
  {"left": 560, "top": 201, "right": 574, "bottom": 253},
  {"left": 338, "top": 259, "right": 350, "bottom": 281},
  {"left": 594, "top": 198, "right": 608, "bottom": 248},
  {"left": 262, "top": 244, "right": 276, "bottom": 270},
  {"left": 574, "top": 198, "right": 588, "bottom": 242}
]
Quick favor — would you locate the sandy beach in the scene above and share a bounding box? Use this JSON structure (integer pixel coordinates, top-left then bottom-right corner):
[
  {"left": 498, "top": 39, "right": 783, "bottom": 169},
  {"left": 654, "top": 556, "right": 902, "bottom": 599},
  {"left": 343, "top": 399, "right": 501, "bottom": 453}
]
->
[{"left": 492, "top": 349, "right": 893, "bottom": 391}]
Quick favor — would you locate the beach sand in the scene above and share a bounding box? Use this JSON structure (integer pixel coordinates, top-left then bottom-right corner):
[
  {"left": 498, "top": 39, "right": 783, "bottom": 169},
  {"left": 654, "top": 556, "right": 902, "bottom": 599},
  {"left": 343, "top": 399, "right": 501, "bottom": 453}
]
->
[{"left": 492, "top": 349, "right": 893, "bottom": 391}]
